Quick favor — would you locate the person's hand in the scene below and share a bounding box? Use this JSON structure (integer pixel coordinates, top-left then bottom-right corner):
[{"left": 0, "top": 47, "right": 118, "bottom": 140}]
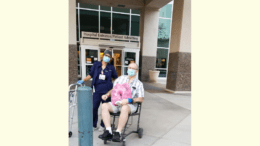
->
[
  {"left": 102, "top": 94, "right": 108, "bottom": 101},
  {"left": 120, "top": 99, "right": 129, "bottom": 106},
  {"left": 77, "top": 80, "right": 85, "bottom": 84}
]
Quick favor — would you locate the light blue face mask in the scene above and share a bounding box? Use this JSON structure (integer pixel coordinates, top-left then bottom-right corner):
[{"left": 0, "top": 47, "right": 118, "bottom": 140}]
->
[
  {"left": 103, "top": 56, "right": 111, "bottom": 63},
  {"left": 127, "top": 69, "right": 136, "bottom": 76}
]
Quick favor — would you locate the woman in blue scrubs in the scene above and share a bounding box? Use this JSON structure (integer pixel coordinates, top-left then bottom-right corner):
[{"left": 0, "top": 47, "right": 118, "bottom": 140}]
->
[{"left": 77, "top": 49, "right": 118, "bottom": 131}]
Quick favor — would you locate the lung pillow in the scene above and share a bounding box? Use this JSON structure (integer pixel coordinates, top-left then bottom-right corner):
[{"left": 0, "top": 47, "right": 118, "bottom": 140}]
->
[{"left": 111, "top": 83, "right": 132, "bottom": 106}]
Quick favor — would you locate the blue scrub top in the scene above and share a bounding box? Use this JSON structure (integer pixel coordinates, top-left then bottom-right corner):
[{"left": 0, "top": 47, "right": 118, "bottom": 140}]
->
[{"left": 88, "top": 61, "right": 118, "bottom": 93}]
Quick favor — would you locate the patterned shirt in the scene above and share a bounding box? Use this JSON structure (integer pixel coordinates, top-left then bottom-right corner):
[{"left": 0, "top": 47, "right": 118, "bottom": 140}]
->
[{"left": 113, "top": 75, "right": 144, "bottom": 108}]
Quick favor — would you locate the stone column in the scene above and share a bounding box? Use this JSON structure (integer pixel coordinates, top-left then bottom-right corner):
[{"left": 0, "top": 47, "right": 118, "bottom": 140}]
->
[
  {"left": 167, "top": 0, "right": 191, "bottom": 91},
  {"left": 139, "top": 7, "right": 160, "bottom": 81},
  {"left": 69, "top": 0, "right": 78, "bottom": 85}
]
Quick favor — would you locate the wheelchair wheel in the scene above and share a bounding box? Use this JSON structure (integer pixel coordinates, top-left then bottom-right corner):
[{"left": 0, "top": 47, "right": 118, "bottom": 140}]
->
[
  {"left": 137, "top": 128, "right": 143, "bottom": 138},
  {"left": 69, "top": 131, "right": 72, "bottom": 137},
  {"left": 104, "top": 140, "right": 107, "bottom": 144}
]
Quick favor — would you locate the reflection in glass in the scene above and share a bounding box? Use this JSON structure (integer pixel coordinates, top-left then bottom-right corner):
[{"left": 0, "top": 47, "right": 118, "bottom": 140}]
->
[
  {"left": 156, "top": 49, "right": 168, "bottom": 68},
  {"left": 113, "top": 7, "right": 130, "bottom": 13},
  {"left": 86, "top": 65, "right": 92, "bottom": 76},
  {"left": 80, "top": 3, "right": 98, "bottom": 9},
  {"left": 100, "top": 12, "right": 111, "bottom": 33},
  {"left": 124, "top": 52, "right": 136, "bottom": 65},
  {"left": 158, "top": 19, "right": 171, "bottom": 47},
  {"left": 80, "top": 10, "right": 99, "bottom": 33},
  {"left": 78, "top": 66, "right": 81, "bottom": 75},
  {"left": 158, "top": 70, "right": 167, "bottom": 77},
  {"left": 131, "top": 16, "right": 140, "bottom": 36},
  {"left": 131, "top": 9, "right": 140, "bottom": 14},
  {"left": 112, "top": 14, "right": 129, "bottom": 35},
  {"left": 100, "top": 6, "right": 111, "bottom": 11},
  {"left": 159, "top": 4, "right": 172, "bottom": 18},
  {"left": 116, "top": 66, "right": 122, "bottom": 76},
  {"left": 85, "top": 50, "right": 98, "bottom": 64},
  {"left": 113, "top": 50, "right": 122, "bottom": 66},
  {"left": 124, "top": 67, "right": 128, "bottom": 75}
]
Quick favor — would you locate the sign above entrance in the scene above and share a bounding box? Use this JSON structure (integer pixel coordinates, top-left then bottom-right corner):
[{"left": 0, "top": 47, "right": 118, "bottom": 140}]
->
[{"left": 82, "top": 32, "right": 140, "bottom": 42}]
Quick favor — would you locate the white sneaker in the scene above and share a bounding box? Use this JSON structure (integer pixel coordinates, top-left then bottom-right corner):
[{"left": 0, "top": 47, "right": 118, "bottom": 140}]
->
[
  {"left": 93, "top": 127, "right": 99, "bottom": 131},
  {"left": 98, "top": 126, "right": 105, "bottom": 132}
]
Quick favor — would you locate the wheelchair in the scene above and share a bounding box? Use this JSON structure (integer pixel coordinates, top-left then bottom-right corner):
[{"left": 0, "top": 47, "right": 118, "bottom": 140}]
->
[{"left": 103, "top": 102, "right": 143, "bottom": 146}]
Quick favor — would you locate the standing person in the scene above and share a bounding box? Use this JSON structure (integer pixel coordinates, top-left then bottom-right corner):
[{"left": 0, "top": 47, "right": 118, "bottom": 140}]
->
[{"left": 77, "top": 49, "right": 118, "bottom": 131}]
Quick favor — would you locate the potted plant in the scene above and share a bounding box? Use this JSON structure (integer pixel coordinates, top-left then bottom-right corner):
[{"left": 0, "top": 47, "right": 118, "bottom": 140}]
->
[{"left": 149, "top": 69, "right": 160, "bottom": 82}]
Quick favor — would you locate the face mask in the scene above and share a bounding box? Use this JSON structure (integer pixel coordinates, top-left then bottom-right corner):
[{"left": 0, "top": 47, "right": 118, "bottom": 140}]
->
[
  {"left": 127, "top": 69, "right": 136, "bottom": 76},
  {"left": 103, "top": 56, "right": 110, "bottom": 63}
]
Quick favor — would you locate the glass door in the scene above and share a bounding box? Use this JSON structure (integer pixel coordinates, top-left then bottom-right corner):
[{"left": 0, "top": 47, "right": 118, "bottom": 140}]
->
[
  {"left": 113, "top": 49, "right": 123, "bottom": 76},
  {"left": 123, "top": 49, "right": 140, "bottom": 77},
  {"left": 80, "top": 45, "right": 100, "bottom": 79}
]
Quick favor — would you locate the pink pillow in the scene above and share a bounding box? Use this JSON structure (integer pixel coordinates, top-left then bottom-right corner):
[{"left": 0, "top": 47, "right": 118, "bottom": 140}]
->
[{"left": 111, "top": 83, "right": 132, "bottom": 106}]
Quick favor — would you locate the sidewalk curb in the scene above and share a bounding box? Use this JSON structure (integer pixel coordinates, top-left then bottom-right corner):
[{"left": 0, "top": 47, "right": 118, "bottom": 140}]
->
[{"left": 165, "top": 89, "right": 191, "bottom": 94}]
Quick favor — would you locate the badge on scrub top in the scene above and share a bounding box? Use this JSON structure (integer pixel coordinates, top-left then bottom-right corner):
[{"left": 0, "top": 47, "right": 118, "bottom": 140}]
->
[{"left": 99, "top": 74, "right": 106, "bottom": 80}]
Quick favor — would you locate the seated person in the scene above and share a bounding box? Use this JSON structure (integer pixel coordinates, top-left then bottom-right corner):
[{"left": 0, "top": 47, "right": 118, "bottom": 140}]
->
[{"left": 98, "top": 63, "right": 144, "bottom": 142}]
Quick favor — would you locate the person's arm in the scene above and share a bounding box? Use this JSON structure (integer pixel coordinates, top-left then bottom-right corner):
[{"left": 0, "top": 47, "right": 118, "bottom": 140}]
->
[
  {"left": 78, "top": 63, "right": 95, "bottom": 84},
  {"left": 132, "top": 97, "right": 144, "bottom": 103},
  {"left": 102, "top": 76, "right": 120, "bottom": 100},
  {"left": 101, "top": 89, "right": 113, "bottom": 101},
  {"left": 82, "top": 75, "right": 92, "bottom": 82},
  {"left": 121, "top": 82, "right": 144, "bottom": 105}
]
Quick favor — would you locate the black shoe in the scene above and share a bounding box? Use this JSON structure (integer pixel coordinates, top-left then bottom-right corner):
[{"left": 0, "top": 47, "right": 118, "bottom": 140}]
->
[
  {"left": 112, "top": 132, "right": 121, "bottom": 142},
  {"left": 98, "top": 130, "right": 112, "bottom": 140}
]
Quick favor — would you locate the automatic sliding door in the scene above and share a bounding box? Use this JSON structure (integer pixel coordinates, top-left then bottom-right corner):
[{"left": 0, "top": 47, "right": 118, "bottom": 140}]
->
[
  {"left": 113, "top": 50, "right": 122, "bottom": 76},
  {"left": 123, "top": 50, "right": 139, "bottom": 76}
]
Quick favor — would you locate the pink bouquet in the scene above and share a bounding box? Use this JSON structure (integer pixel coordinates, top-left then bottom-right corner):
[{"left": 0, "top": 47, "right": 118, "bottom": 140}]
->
[{"left": 111, "top": 83, "right": 132, "bottom": 106}]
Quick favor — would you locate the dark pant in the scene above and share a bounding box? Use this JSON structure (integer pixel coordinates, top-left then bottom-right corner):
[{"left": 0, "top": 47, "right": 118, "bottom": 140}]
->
[{"left": 93, "top": 92, "right": 110, "bottom": 128}]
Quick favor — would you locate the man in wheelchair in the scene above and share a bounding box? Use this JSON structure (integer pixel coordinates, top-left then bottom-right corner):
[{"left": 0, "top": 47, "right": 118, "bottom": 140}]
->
[{"left": 98, "top": 63, "right": 144, "bottom": 142}]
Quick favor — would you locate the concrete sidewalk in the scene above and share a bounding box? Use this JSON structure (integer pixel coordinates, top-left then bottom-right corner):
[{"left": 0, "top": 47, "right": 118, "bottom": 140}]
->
[{"left": 69, "top": 82, "right": 191, "bottom": 146}]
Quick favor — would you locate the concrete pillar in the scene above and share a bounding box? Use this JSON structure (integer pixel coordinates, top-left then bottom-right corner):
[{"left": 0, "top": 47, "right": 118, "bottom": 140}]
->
[
  {"left": 167, "top": 0, "right": 191, "bottom": 91},
  {"left": 69, "top": 0, "right": 78, "bottom": 85},
  {"left": 139, "top": 7, "right": 160, "bottom": 81}
]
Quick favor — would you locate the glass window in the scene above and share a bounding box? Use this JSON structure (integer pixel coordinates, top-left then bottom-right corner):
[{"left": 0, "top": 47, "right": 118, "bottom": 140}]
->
[
  {"left": 157, "top": 69, "right": 167, "bottom": 77},
  {"left": 113, "top": 7, "right": 130, "bottom": 13},
  {"left": 86, "top": 65, "right": 92, "bottom": 76},
  {"left": 100, "top": 6, "right": 111, "bottom": 11},
  {"left": 80, "top": 10, "right": 99, "bottom": 33},
  {"left": 112, "top": 14, "right": 129, "bottom": 35},
  {"left": 131, "top": 9, "right": 140, "bottom": 14},
  {"left": 78, "top": 66, "right": 81, "bottom": 75},
  {"left": 80, "top": 3, "right": 98, "bottom": 9},
  {"left": 124, "top": 67, "right": 128, "bottom": 75},
  {"left": 131, "top": 16, "right": 140, "bottom": 36},
  {"left": 124, "top": 52, "right": 136, "bottom": 65},
  {"left": 158, "top": 19, "right": 171, "bottom": 47},
  {"left": 100, "top": 12, "right": 111, "bottom": 34},
  {"left": 156, "top": 49, "right": 168, "bottom": 68},
  {"left": 85, "top": 50, "right": 98, "bottom": 64},
  {"left": 159, "top": 4, "right": 172, "bottom": 18}
]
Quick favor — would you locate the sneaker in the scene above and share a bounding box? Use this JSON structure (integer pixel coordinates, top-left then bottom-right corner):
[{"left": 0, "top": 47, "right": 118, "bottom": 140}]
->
[
  {"left": 112, "top": 132, "right": 121, "bottom": 142},
  {"left": 98, "top": 130, "right": 113, "bottom": 140},
  {"left": 93, "top": 127, "right": 99, "bottom": 131},
  {"left": 98, "top": 126, "right": 105, "bottom": 132}
]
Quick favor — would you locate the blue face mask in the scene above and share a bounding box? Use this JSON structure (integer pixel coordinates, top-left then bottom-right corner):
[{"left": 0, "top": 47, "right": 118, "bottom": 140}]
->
[
  {"left": 127, "top": 69, "right": 136, "bottom": 76},
  {"left": 103, "top": 56, "right": 110, "bottom": 63}
]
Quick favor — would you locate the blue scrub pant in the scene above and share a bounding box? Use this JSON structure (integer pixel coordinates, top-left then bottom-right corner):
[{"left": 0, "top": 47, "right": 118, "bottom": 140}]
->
[{"left": 93, "top": 92, "right": 110, "bottom": 128}]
